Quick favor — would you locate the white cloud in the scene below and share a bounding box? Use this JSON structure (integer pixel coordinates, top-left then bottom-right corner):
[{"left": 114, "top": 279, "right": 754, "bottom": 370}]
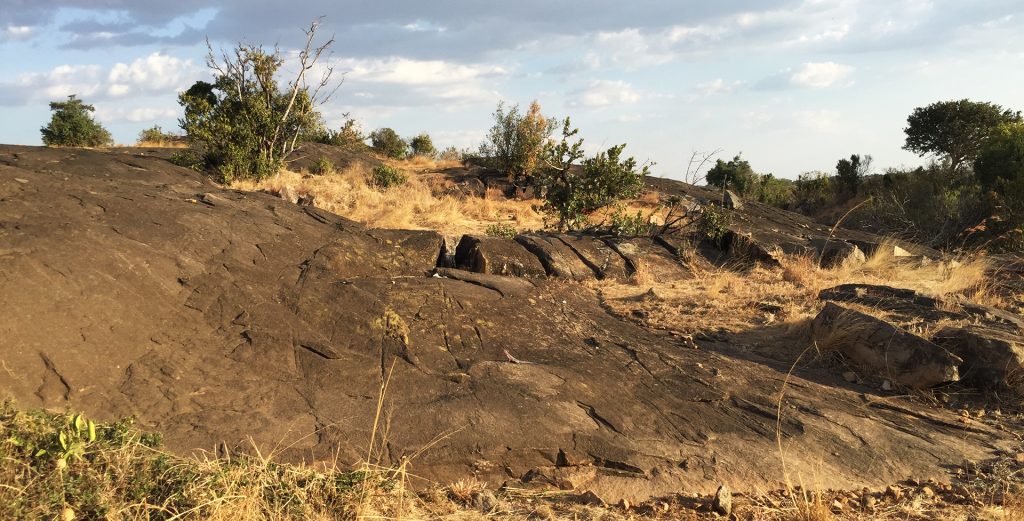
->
[
  {"left": 569, "top": 80, "right": 641, "bottom": 108},
  {"left": 789, "top": 61, "right": 854, "bottom": 88},
  {"left": 696, "top": 78, "right": 744, "bottom": 96},
  {"left": 95, "top": 106, "right": 179, "bottom": 123},
  {"left": 5, "top": 25, "right": 34, "bottom": 41},
  {"left": 0, "top": 53, "right": 199, "bottom": 106},
  {"left": 337, "top": 57, "right": 506, "bottom": 86},
  {"left": 794, "top": 109, "right": 842, "bottom": 132}
]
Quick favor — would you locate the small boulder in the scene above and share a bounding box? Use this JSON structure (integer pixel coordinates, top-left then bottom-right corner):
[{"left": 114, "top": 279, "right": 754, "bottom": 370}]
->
[
  {"left": 723, "top": 190, "right": 743, "bottom": 210},
  {"left": 809, "top": 237, "right": 866, "bottom": 268},
  {"left": 712, "top": 484, "right": 732, "bottom": 516},
  {"left": 811, "top": 302, "right": 961, "bottom": 388},
  {"left": 932, "top": 325, "right": 1024, "bottom": 390}
]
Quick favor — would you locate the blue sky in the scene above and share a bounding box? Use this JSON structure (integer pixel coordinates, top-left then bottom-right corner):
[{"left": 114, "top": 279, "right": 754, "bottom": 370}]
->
[{"left": 1, "top": 1, "right": 1022, "bottom": 179}]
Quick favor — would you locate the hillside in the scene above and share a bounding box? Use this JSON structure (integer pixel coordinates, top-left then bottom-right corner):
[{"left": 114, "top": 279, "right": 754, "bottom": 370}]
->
[{"left": 2, "top": 144, "right": 1023, "bottom": 519}]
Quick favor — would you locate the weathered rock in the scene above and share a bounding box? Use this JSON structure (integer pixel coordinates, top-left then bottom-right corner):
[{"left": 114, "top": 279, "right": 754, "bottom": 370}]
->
[
  {"left": 297, "top": 193, "right": 316, "bottom": 206},
  {"left": 809, "top": 237, "right": 866, "bottom": 268},
  {"left": 453, "top": 234, "right": 547, "bottom": 277},
  {"left": 471, "top": 490, "right": 500, "bottom": 513},
  {"left": 515, "top": 234, "right": 597, "bottom": 281},
  {"left": 604, "top": 237, "right": 690, "bottom": 281},
  {"left": 723, "top": 190, "right": 743, "bottom": 210},
  {"left": 712, "top": 484, "right": 733, "bottom": 516},
  {"left": 932, "top": 326, "right": 1024, "bottom": 390},
  {"left": 434, "top": 268, "right": 535, "bottom": 297},
  {"left": 810, "top": 302, "right": 962, "bottom": 388},
  {"left": 558, "top": 234, "right": 631, "bottom": 281}
]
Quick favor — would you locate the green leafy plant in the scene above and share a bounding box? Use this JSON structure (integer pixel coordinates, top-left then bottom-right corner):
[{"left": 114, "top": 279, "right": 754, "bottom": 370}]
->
[
  {"left": 169, "top": 150, "right": 204, "bottom": 171},
  {"left": 705, "top": 154, "right": 757, "bottom": 195},
  {"left": 309, "top": 113, "right": 366, "bottom": 149},
  {"left": 57, "top": 413, "right": 97, "bottom": 463},
  {"left": 409, "top": 133, "right": 437, "bottom": 158},
  {"left": 40, "top": 95, "right": 113, "bottom": 148},
  {"left": 369, "top": 165, "right": 408, "bottom": 190},
  {"left": 177, "top": 20, "right": 337, "bottom": 182},
  {"left": 608, "top": 208, "right": 653, "bottom": 236},
  {"left": 698, "top": 204, "right": 732, "bottom": 245},
  {"left": 369, "top": 128, "right": 408, "bottom": 159},
  {"left": 485, "top": 222, "right": 517, "bottom": 239},
  {"left": 481, "top": 100, "right": 556, "bottom": 182},
  {"left": 137, "top": 125, "right": 181, "bottom": 146},
  {"left": 536, "top": 117, "right": 648, "bottom": 231},
  {"left": 904, "top": 99, "right": 1022, "bottom": 172},
  {"left": 312, "top": 156, "right": 335, "bottom": 175}
]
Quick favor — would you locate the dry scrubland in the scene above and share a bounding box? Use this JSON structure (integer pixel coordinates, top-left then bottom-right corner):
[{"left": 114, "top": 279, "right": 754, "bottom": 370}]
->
[{"left": 4, "top": 151, "right": 1024, "bottom": 521}]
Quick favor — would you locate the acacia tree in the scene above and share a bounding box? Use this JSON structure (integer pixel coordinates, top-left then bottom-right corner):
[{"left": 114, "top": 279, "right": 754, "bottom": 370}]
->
[
  {"left": 40, "top": 95, "right": 112, "bottom": 147},
  {"left": 537, "top": 118, "right": 649, "bottom": 230},
  {"left": 178, "top": 19, "right": 339, "bottom": 182},
  {"left": 903, "top": 99, "right": 1021, "bottom": 173}
]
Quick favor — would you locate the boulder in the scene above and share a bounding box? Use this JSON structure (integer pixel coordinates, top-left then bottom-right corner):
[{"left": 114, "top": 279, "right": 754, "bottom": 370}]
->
[
  {"left": 434, "top": 268, "right": 536, "bottom": 298},
  {"left": 932, "top": 326, "right": 1024, "bottom": 390},
  {"left": 515, "top": 234, "right": 597, "bottom": 281},
  {"left": 603, "top": 237, "right": 690, "bottom": 281},
  {"left": 558, "top": 235, "right": 631, "bottom": 282},
  {"left": 723, "top": 190, "right": 743, "bottom": 210},
  {"left": 453, "top": 235, "right": 546, "bottom": 278},
  {"left": 810, "top": 302, "right": 961, "bottom": 388},
  {"left": 809, "top": 237, "right": 866, "bottom": 268}
]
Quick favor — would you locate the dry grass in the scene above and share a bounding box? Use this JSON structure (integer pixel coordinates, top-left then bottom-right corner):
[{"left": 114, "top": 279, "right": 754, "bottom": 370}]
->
[
  {"left": 232, "top": 162, "right": 544, "bottom": 237},
  {"left": 134, "top": 140, "right": 189, "bottom": 148}
]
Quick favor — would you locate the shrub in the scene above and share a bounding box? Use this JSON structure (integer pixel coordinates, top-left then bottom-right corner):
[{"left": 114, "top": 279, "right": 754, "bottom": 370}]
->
[
  {"left": 537, "top": 118, "right": 648, "bottom": 230},
  {"left": 705, "top": 154, "right": 757, "bottom": 195},
  {"left": 438, "top": 146, "right": 462, "bottom": 161},
  {"left": 369, "top": 165, "right": 408, "bottom": 190},
  {"left": 792, "top": 171, "right": 837, "bottom": 213},
  {"left": 40, "top": 95, "right": 112, "bottom": 148},
  {"left": 482, "top": 100, "right": 556, "bottom": 182},
  {"left": 309, "top": 114, "right": 366, "bottom": 149},
  {"left": 751, "top": 173, "right": 795, "bottom": 207},
  {"left": 312, "top": 156, "right": 335, "bottom": 175},
  {"left": 177, "top": 21, "right": 336, "bottom": 182},
  {"left": 835, "top": 154, "right": 871, "bottom": 196},
  {"left": 137, "top": 125, "right": 180, "bottom": 146},
  {"left": 608, "top": 208, "right": 654, "bottom": 237},
  {"left": 409, "top": 133, "right": 437, "bottom": 158},
  {"left": 698, "top": 204, "right": 731, "bottom": 245},
  {"left": 369, "top": 128, "right": 408, "bottom": 159},
  {"left": 168, "top": 150, "right": 203, "bottom": 171},
  {"left": 484, "top": 222, "right": 517, "bottom": 239}
]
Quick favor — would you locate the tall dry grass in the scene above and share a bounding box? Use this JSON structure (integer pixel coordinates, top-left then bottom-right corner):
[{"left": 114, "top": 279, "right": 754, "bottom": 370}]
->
[{"left": 232, "top": 162, "right": 544, "bottom": 237}]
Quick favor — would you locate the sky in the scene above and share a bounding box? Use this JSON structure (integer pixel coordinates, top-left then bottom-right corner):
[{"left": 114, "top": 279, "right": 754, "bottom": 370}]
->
[{"left": 1, "top": 1, "right": 1022, "bottom": 180}]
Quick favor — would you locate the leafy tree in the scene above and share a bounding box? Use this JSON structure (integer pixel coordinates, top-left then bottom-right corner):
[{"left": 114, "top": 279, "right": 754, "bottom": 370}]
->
[
  {"left": 40, "top": 95, "right": 112, "bottom": 147},
  {"left": 137, "top": 125, "right": 180, "bottom": 145},
  {"left": 409, "top": 133, "right": 437, "bottom": 157},
  {"left": 835, "top": 153, "right": 872, "bottom": 195},
  {"left": 369, "top": 128, "right": 408, "bottom": 159},
  {"left": 705, "top": 154, "right": 757, "bottom": 194},
  {"left": 308, "top": 113, "right": 366, "bottom": 148},
  {"left": 903, "top": 99, "right": 1021, "bottom": 172},
  {"left": 974, "top": 122, "right": 1024, "bottom": 190},
  {"left": 178, "top": 20, "right": 337, "bottom": 182},
  {"left": 752, "top": 173, "right": 795, "bottom": 207},
  {"left": 483, "top": 100, "right": 556, "bottom": 182},
  {"left": 536, "top": 118, "right": 649, "bottom": 230}
]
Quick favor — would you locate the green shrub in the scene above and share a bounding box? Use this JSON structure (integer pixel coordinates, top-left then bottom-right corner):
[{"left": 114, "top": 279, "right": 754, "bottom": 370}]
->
[
  {"left": 168, "top": 150, "right": 203, "bottom": 171},
  {"left": 485, "top": 222, "right": 517, "bottom": 239},
  {"left": 369, "top": 165, "right": 407, "bottom": 190},
  {"left": 137, "top": 125, "right": 180, "bottom": 145},
  {"left": 369, "top": 128, "right": 408, "bottom": 159},
  {"left": 608, "top": 208, "right": 653, "bottom": 236},
  {"left": 537, "top": 118, "right": 648, "bottom": 231},
  {"left": 706, "top": 154, "right": 757, "bottom": 195},
  {"left": 312, "top": 156, "right": 335, "bottom": 175},
  {"left": 482, "top": 100, "right": 556, "bottom": 182},
  {"left": 409, "top": 133, "right": 437, "bottom": 158},
  {"left": 178, "top": 22, "right": 335, "bottom": 182},
  {"left": 698, "top": 204, "right": 732, "bottom": 245},
  {"left": 751, "top": 174, "right": 796, "bottom": 207},
  {"left": 40, "top": 95, "right": 112, "bottom": 148},
  {"left": 309, "top": 114, "right": 366, "bottom": 148}
]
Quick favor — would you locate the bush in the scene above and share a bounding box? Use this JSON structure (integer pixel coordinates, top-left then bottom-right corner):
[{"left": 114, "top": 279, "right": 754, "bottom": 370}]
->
[
  {"left": 312, "top": 156, "right": 335, "bottom": 175},
  {"left": 309, "top": 114, "right": 366, "bottom": 149},
  {"left": 409, "top": 133, "right": 437, "bottom": 158},
  {"left": 608, "top": 208, "right": 654, "bottom": 237},
  {"left": 137, "top": 125, "right": 180, "bottom": 146},
  {"left": 484, "top": 222, "right": 517, "bottom": 239},
  {"left": 698, "top": 204, "right": 731, "bottom": 245},
  {"left": 40, "top": 95, "right": 112, "bottom": 148},
  {"left": 792, "top": 171, "right": 838, "bottom": 214},
  {"left": 751, "top": 174, "right": 795, "bottom": 207},
  {"left": 178, "top": 22, "right": 335, "bottom": 182},
  {"left": 438, "top": 146, "right": 462, "bottom": 162},
  {"left": 168, "top": 150, "right": 203, "bottom": 171},
  {"left": 369, "top": 165, "right": 408, "bottom": 190},
  {"left": 537, "top": 118, "right": 648, "bottom": 230},
  {"left": 706, "top": 154, "right": 757, "bottom": 195},
  {"left": 369, "top": 128, "right": 408, "bottom": 159},
  {"left": 482, "top": 100, "right": 555, "bottom": 182}
]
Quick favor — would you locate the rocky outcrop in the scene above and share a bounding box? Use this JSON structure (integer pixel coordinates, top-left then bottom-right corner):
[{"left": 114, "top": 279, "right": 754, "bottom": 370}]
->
[
  {"left": 454, "top": 235, "right": 547, "bottom": 277},
  {"left": 932, "top": 326, "right": 1024, "bottom": 390},
  {"left": 515, "top": 234, "right": 597, "bottom": 281},
  {"left": 810, "top": 302, "right": 962, "bottom": 388}
]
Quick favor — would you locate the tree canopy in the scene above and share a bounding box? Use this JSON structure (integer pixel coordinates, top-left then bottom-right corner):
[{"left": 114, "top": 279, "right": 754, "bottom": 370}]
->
[
  {"left": 903, "top": 99, "right": 1021, "bottom": 172},
  {"left": 40, "top": 95, "right": 112, "bottom": 148},
  {"left": 705, "top": 154, "right": 756, "bottom": 194},
  {"left": 975, "top": 122, "right": 1024, "bottom": 190}
]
